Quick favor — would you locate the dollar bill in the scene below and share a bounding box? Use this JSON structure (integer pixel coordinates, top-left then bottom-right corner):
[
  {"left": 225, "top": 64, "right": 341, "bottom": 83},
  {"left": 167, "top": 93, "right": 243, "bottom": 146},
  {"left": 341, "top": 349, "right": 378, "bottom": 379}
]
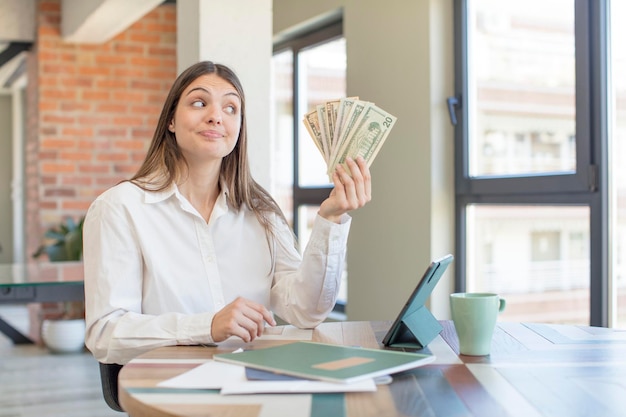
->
[
  {"left": 325, "top": 99, "right": 340, "bottom": 152},
  {"left": 329, "top": 103, "right": 397, "bottom": 176},
  {"left": 302, "top": 97, "right": 397, "bottom": 179},
  {"left": 303, "top": 109, "right": 325, "bottom": 160},
  {"left": 329, "top": 100, "right": 368, "bottom": 166},
  {"left": 316, "top": 104, "right": 331, "bottom": 162},
  {"left": 332, "top": 97, "right": 359, "bottom": 151}
]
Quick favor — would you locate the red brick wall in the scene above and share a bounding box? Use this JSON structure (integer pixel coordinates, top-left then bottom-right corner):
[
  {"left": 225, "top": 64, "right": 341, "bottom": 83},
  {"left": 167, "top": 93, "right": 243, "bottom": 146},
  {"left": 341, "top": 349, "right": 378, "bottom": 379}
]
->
[{"left": 26, "top": 0, "right": 177, "bottom": 258}]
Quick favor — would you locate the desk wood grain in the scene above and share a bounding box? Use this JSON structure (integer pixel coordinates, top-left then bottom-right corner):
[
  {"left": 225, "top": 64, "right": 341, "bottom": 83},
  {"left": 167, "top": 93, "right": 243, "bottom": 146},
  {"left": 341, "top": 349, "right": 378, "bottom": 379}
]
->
[{"left": 119, "top": 321, "right": 626, "bottom": 417}]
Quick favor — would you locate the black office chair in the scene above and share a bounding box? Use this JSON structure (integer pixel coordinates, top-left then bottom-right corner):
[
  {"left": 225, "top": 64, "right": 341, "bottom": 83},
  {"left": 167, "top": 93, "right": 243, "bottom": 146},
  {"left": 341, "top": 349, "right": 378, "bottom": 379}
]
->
[{"left": 99, "top": 362, "right": 124, "bottom": 412}]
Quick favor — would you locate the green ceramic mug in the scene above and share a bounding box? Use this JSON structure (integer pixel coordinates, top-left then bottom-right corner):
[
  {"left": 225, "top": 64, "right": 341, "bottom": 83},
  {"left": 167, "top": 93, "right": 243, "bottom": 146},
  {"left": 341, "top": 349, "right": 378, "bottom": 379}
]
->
[{"left": 450, "top": 293, "right": 506, "bottom": 356}]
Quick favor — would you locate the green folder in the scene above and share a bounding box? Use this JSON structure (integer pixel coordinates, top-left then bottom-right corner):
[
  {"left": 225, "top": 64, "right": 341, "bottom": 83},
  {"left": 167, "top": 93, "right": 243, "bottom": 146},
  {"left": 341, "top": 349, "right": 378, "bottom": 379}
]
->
[{"left": 213, "top": 341, "right": 435, "bottom": 384}]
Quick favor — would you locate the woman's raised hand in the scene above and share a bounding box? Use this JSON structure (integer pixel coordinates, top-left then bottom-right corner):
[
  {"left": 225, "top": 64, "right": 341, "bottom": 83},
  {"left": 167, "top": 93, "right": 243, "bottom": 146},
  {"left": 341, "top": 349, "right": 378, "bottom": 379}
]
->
[{"left": 318, "top": 156, "right": 372, "bottom": 223}]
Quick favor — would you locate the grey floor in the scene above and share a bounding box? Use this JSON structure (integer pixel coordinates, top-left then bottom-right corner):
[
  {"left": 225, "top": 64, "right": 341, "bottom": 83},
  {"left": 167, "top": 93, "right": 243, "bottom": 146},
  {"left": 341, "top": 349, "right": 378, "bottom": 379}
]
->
[{"left": 0, "top": 307, "right": 123, "bottom": 417}]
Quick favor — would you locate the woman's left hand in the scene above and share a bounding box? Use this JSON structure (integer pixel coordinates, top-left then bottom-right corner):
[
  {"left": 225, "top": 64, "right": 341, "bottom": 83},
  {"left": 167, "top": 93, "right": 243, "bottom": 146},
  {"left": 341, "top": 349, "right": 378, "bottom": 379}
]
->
[{"left": 318, "top": 156, "right": 372, "bottom": 223}]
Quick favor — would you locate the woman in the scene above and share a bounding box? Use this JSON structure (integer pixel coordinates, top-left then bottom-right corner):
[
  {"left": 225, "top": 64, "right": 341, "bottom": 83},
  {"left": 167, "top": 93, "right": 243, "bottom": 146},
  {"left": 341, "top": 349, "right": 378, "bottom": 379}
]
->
[{"left": 84, "top": 61, "right": 372, "bottom": 365}]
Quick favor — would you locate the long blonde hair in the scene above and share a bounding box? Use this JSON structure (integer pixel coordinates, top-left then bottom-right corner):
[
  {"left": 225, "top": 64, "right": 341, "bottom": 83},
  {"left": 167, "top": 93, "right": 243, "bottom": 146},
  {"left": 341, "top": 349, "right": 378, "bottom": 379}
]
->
[{"left": 130, "top": 61, "right": 288, "bottom": 236}]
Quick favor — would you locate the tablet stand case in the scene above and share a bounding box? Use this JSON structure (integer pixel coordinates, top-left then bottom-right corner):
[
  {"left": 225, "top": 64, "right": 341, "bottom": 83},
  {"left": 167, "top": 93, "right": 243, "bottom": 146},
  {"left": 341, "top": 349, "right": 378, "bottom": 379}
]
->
[
  {"left": 383, "top": 254, "right": 453, "bottom": 349},
  {"left": 386, "top": 305, "right": 443, "bottom": 349}
]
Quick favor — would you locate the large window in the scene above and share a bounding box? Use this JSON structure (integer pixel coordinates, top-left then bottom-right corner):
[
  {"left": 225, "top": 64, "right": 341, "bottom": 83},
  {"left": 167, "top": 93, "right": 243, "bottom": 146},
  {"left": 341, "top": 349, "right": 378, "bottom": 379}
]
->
[
  {"left": 271, "top": 21, "right": 348, "bottom": 308},
  {"left": 453, "top": 0, "right": 611, "bottom": 326}
]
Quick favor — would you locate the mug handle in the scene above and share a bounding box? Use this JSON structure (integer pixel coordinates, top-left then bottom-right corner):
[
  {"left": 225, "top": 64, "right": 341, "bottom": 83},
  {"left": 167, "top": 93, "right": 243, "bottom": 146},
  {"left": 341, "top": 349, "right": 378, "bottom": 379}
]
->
[{"left": 498, "top": 298, "right": 506, "bottom": 313}]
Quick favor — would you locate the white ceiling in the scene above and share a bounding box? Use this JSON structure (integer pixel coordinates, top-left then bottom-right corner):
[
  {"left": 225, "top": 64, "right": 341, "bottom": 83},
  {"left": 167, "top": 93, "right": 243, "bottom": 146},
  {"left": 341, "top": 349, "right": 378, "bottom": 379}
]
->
[{"left": 0, "top": 0, "right": 169, "bottom": 89}]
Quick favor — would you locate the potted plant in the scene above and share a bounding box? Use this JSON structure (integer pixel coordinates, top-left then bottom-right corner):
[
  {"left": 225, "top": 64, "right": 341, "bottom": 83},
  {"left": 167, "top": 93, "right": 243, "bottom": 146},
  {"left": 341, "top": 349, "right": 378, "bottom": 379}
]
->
[
  {"left": 33, "top": 216, "right": 84, "bottom": 262},
  {"left": 33, "top": 216, "right": 86, "bottom": 353},
  {"left": 40, "top": 301, "right": 86, "bottom": 353}
]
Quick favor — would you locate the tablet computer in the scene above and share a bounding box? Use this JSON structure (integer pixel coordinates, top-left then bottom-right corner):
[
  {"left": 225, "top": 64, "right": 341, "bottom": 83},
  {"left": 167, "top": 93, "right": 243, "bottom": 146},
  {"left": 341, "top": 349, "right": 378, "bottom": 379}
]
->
[{"left": 382, "top": 254, "right": 454, "bottom": 349}]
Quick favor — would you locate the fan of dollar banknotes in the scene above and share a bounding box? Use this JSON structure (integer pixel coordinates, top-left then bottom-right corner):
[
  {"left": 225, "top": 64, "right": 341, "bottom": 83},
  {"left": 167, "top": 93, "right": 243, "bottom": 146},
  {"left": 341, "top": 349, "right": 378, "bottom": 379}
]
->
[{"left": 302, "top": 97, "right": 398, "bottom": 180}]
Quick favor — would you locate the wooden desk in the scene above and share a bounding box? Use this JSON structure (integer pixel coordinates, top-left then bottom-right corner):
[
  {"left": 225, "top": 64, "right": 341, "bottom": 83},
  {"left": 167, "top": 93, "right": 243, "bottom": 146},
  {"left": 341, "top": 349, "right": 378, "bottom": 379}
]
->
[{"left": 119, "top": 320, "right": 626, "bottom": 417}]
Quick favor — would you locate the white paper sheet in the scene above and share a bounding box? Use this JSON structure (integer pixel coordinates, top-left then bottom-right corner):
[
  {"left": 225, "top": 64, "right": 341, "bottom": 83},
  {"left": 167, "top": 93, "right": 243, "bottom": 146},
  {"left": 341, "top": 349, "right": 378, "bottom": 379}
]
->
[
  {"left": 157, "top": 360, "right": 377, "bottom": 395},
  {"left": 158, "top": 360, "right": 244, "bottom": 389},
  {"left": 258, "top": 325, "right": 313, "bottom": 341},
  {"left": 220, "top": 378, "right": 376, "bottom": 395}
]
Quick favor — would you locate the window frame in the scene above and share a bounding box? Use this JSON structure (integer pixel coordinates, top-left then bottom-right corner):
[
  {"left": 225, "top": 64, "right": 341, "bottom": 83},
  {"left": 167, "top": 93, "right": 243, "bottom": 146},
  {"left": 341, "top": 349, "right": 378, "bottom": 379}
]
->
[
  {"left": 452, "top": 0, "right": 610, "bottom": 326},
  {"left": 273, "top": 20, "right": 343, "bottom": 236}
]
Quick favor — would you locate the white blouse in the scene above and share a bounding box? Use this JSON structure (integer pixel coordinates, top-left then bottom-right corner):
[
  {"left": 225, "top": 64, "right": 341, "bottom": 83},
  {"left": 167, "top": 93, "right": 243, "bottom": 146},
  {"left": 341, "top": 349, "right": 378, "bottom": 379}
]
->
[{"left": 83, "top": 181, "right": 351, "bottom": 364}]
